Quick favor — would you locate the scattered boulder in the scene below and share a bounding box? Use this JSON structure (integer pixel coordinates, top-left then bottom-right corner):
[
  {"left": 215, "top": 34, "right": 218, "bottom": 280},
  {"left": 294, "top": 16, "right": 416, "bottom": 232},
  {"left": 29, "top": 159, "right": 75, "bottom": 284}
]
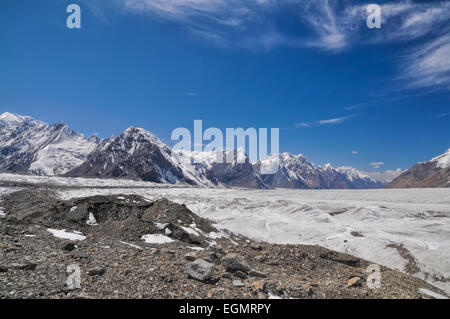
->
[
  {"left": 222, "top": 272, "right": 233, "bottom": 279},
  {"left": 10, "top": 262, "right": 37, "bottom": 271},
  {"left": 210, "top": 245, "right": 225, "bottom": 254},
  {"left": 249, "top": 269, "right": 267, "bottom": 278},
  {"left": 319, "top": 250, "right": 360, "bottom": 267},
  {"left": 350, "top": 231, "right": 364, "bottom": 237},
  {"left": 348, "top": 276, "right": 362, "bottom": 287},
  {"left": 249, "top": 278, "right": 265, "bottom": 291},
  {"left": 186, "top": 259, "right": 215, "bottom": 282},
  {"left": 184, "top": 252, "right": 197, "bottom": 262},
  {"left": 250, "top": 243, "right": 263, "bottom": 251},
  {"left": 255, "top": 255, "right": 266, "bottom": 263},
  {"left": 62, "top": 242, "right": 76, "bottom": 251},
  {"left": 88, "top": 267, "right": 106, "bottom": 276},
  {"left": 222, "top": 254, "right": 251, "bottom": 273},
  {"left": 233, "top": 270, "right": 247, "bottom": 279},
  {"left": 0, "top": 265, "right": 8, "bottom": 273}
]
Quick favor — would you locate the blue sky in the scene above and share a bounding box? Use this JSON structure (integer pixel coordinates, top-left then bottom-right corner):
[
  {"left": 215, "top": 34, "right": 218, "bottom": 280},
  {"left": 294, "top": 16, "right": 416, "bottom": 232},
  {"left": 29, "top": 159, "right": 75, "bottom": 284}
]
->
[{"left": 0, "top": 0, "right": 449, "bottom": 173}]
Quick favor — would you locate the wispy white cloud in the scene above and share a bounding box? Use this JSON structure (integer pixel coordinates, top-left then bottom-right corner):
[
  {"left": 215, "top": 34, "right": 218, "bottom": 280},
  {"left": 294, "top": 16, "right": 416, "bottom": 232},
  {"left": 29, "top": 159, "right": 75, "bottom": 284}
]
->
[
  {"left": 317, "top": 115, "right": 353, "bottom": 125},
  {"left": 112, "top": 1, "right": 450, "bottom": 90},
  {"left": 299, "top": 0, "right": 348, "bottom": 51},
  {"left": 369, "top": 161, "right": 384, "bottom": 169},
  {"left": 295, "top": 122, "right": 310, "bottom": 128},
  {"left": 402, "top": 34, "right": 450, "bottom": 91},
  {"left": 351, "top": 150, "right": 358, "bottom": 154},
  {"left": 296, "top": 114, "right": 354, "bottom": 127},
  {"left": 432, "top": 112, "right": 450, "bottom": 119},
  {"left": 115, "top": 1, "right": 450, "bottom": 49}
]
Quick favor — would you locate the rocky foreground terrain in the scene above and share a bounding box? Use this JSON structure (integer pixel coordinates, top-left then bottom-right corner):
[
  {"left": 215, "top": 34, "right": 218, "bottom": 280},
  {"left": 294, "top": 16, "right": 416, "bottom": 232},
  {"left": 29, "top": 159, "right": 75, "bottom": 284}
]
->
[{"left": 0, "top": 189, "right": 447, "bottom": 299}]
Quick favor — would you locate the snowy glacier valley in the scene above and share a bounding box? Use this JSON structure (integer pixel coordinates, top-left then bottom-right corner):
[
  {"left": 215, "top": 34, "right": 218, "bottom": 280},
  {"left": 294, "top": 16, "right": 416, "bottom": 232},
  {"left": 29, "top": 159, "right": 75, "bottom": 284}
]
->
[{"left": 1, "top": 173, "right": 449, "bottom": 295}]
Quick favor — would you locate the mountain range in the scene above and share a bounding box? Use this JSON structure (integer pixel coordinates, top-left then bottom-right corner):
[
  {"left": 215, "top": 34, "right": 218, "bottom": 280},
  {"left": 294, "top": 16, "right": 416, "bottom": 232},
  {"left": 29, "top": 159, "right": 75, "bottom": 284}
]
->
[
  {"left": 2, "top": 112, "right": 439, "bottom": 189},
  {"left": 387, "top": 149, "right": 450, "bottom": 188}
]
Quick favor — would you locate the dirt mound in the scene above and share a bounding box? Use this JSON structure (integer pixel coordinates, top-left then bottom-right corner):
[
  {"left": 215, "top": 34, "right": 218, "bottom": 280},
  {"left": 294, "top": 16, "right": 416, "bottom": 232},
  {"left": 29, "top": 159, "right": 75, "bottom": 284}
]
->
[{"left": 3, "top": 190, "right": 219, "bottom": 246}]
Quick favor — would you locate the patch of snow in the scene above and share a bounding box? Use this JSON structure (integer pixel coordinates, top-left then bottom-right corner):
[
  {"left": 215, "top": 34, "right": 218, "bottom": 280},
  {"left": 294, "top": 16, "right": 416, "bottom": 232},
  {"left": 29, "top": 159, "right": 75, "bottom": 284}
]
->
[
  {"left": 180, "top": 226, "right": 200, "bottom": 237},
  {"left": 47, "top": 228, "right": 86, "bottom": 241},
  {"left": 431, "top": 148, "right": 450, "bottom": 169},
  {"left": 188, "top": 246, "right": 204, "bottom": 251},
  {"left": 155, "top": 223, "right": 168, "bottom": 230},
  {"left": 119, "top": 241, "right": 143, "bottom": 250},
  {"left": 267, "top": 292, "right": 282, "bottom": 299},
  {"left": 141, "top": 234, "right": 175, "bottom": 244},
  {"left": 419, "top": 288, "right": 448, "bottom": 299}
]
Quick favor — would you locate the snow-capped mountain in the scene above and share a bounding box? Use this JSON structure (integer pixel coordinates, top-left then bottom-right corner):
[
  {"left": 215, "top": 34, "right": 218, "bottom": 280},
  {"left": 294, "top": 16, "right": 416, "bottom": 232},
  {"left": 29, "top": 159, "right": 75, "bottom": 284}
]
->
[
  {"left": 254, "top": 153, "right": 383, "bottom": 189},
  {"left": 204, "top": 149, "right": 268, "bottom": 189},
  {"left": 388, "top": 149, "right": 450, "bottom": 188},
  {"left": 65, "top": 127, "right": 215, "bottom": 186},
  {"left": 170, "top": 149, "right": 268, "bottom": 188},
  {"left": 0, "top": 112, "right": 388, "bottom": 189},
  {"left": 327, "top": 165, "right": 384, "bottom": 189},
  {"left": 0, "top": 112, "right": 99, "bottom": 175},
  {"left": 254, "top": 153, "right": 316, "bottom": 189}
]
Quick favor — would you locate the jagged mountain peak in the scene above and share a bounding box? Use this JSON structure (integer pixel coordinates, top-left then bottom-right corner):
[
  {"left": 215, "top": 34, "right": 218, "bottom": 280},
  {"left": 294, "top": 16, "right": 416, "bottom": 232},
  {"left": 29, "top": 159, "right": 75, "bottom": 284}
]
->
[
  {"left": 0, "top": 112, "right": 42, "bottom": 128},
  {"left": 431, "top": 148, "right": 450, "bottom": 169},
  {"left": 318, "top": 163, "right": 334, "bottom": 171},
  {"left": 1, "top": 112, "right": 393, "bottom": 189},
  {"left": 0, "top": 113, "right": 99, "bottom": 175},
  {"left": 121, "top": 126, "right": 164, "bottom": 146}
]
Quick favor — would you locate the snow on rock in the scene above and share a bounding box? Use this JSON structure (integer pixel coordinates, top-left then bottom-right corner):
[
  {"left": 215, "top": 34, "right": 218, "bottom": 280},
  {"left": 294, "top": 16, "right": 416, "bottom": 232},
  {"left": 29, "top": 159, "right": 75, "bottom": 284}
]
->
[
  {"left": 119, "top": 241, "right": 143, "bottom": 250},
  {"left": 141, "top": 234, "right": 175, "bottom": 244},
  {"left": 431, "top": 148, "right": 450, "bottom": 169},
  {"left": 47, "top": 228, "right": 86, "bottom": 241},
  {"left": 188, "top": 246, "right": 204, "bottom": 251},
  {"left": 155, "top": 222, "right": 169, "bottom": 230},
  {"left": 180, "top": 226, "right": 200, "bottom": 237},
  {"left": 419, "top": 288, "right": 448, "bottom": 299}
]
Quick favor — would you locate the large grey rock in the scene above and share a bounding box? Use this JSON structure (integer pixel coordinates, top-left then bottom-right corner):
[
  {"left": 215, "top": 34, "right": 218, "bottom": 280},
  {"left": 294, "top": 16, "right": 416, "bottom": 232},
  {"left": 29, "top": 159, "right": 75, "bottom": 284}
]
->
[
  {"left": 222, "top": 254, "right": 251, "bottom": 272},
  {"left": 186, "top": 259, "right": 215, "bottom": 282}
]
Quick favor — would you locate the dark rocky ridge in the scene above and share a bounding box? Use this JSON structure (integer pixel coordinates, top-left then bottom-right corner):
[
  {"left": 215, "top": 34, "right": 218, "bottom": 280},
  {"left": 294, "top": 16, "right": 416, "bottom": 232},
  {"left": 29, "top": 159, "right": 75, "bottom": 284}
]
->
[
  {"left": 64, "top": 127, "right": 206, "bottom": 186},
  {"left": 388, "top": 161, "right": 450, "bottom": 188}
]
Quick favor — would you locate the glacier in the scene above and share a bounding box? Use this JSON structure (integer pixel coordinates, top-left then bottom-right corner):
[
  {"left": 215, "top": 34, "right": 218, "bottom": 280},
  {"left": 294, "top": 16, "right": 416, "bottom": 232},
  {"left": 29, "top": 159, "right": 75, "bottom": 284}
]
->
[{"left": 0, "top": 173, "right": 447, "bottom": 293}]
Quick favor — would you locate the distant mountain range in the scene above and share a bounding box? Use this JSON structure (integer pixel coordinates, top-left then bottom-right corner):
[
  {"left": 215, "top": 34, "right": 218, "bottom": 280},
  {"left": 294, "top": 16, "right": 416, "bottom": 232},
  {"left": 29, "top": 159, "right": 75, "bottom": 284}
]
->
[
  {"left": 0, "top": 112, "right": 419, "bottom": 189},
  {"left": 387, "top": 149, "right": 450, "bottom": 188},
  {"left": 0, "top": 112, "right": 98, "bottom": 175}
]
